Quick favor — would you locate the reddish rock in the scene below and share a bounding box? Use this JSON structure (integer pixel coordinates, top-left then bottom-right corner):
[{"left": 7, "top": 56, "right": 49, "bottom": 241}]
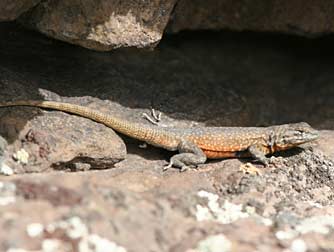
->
[{"left": 0, "top": 23, "right": 334, "bottom": 252}]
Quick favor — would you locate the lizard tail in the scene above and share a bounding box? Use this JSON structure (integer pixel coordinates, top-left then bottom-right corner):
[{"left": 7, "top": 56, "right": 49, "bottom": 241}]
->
[
  {"left": 0, "top": 100, "right": 155, "bottom": 141},
  {"left": 0, "top": 100, "right": 110, "bottom": 121}
]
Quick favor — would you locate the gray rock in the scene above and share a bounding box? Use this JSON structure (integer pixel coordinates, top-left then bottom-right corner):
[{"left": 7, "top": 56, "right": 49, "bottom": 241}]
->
[
  {"left": 19, "top": 0, "right": 177, "bottom": 51},
  {"left": 0, "top": 135, "right": 7, "bottom": 158}
]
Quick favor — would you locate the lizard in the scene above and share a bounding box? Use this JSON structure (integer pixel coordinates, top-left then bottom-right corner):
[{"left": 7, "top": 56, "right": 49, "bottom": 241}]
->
[{"left": 0, "top": 100, "right": 319, "bottom": 171}]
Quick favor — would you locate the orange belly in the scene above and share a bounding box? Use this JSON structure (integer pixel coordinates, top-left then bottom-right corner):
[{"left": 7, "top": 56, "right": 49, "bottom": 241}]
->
[{"left": 203, "top": 150, "right": 250, "bottom": 159}]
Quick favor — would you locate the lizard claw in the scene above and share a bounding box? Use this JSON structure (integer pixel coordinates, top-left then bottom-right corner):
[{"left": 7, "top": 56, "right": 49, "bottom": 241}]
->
[
  {"left": 142, "top": 108, "right": 162, "bottom": 126},
  {"left": 151, "top": 108, "right": 161, "bottom": 122},
  {"left": 163, "top": 161, "right": 173, "bottom": 171},
  {"left": 180, "top": 165, "right": 190, "bottom": 172}
]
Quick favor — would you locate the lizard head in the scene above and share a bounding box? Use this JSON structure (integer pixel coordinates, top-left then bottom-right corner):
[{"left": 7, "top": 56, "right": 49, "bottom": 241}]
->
[{"left": 270, "top": 122, "right": 319, "bottom": 151}]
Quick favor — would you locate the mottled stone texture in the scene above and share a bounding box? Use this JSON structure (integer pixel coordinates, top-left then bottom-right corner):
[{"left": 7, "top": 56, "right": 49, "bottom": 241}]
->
[
  {"left": 168, "top": 0, "right": 334, "bottom": 36},
  {"left": 20, "top": 0, "right": 177, "bottom": 51},
  {"left": 1, "top": 22, "right": 334, "bottom": 252},
  {"left": 0, "top": 0, "right": 40, "bottom": 21},
  {"left": 2, "top": 0, "right": 334, "bottom": 50}
]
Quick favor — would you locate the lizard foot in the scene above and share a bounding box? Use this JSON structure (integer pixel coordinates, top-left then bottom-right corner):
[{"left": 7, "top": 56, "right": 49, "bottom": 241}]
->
[
  {"left": 180, "top": 165, "right": 191, "bottom": 172},
  {"left": 163, "top": 161, "right": 173, "bottom": 171},
  {"left": 163, "top": 160, "right": 194, "bottom": 172},
  {"left": 142, "top": 108, "right": 162, "bottom": 126},
  {"left": 164, "top": 140, "right": 207, "bottom": 172},
  {"left": 268, "top": 156, "right": 283, "bottom": 166},
  {"left": 248, "top": 144, "right": 269, "bottom": 167},
  {"left": 163, "top": 163, "right": 194, "bottom": 172},
  {"left": 257, "top": 156, "right": 283, "bottom": 167}
]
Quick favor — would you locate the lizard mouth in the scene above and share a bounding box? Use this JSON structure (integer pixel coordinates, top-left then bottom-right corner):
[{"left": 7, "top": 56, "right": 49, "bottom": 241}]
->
[{"left": 307, "top": 131, "right": 319, "bottom": 140}]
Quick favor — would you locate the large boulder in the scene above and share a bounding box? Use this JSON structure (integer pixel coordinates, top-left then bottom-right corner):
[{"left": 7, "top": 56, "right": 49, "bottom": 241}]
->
[
  {"left": 20, "top": 0, "right": 177, "bottom": 51},
  {"left": 168, "top": 0, "right": 334, "bottom": 36},
  {"left": 2, "top": 0, "right": 334, "bottom": 50},
  {"left": 0, "top": 0, "right": 40, "bottom": 21}
]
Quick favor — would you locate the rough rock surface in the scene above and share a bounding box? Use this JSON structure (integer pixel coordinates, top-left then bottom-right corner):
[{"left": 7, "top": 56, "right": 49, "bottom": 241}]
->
[
  {"left": 2, "top": 1, "right": 334, "bottom": 50},
  {"left": 0, "top": 0, "right": 40, "bottom": 21},
  {"left": 20, "top": 0, "right": 177, "bottom": 51},
  {"left": 0, "top": 68, "right": 126, "bottom": 173},
  {"left": 168, "top": 0, "right": 334, "bottom": 36},
  {"left": 0, "top": 23, "right": 334, "bottom": 252},
  {"left": 0, "top": 98, "right": 126, "bottom": 173}
]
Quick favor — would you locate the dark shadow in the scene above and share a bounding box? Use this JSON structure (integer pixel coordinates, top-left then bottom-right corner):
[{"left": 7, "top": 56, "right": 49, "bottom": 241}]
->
[
  {"left": 272, "top": 147, "right": 305, "bottom": 158},
  {"left": 235, "top": 147, "right": 306, "bottom": 167},
  {"left": 122, "top": 135, "right": 175, "bottom": 162}
]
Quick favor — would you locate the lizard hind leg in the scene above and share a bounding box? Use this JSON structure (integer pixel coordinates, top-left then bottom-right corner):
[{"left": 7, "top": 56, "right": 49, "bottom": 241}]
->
[
  {"left": 142, "top": 108, "right": 170, "bottom": 127},
  {"left": 142, "top": 108, "right": 162, "bottom": 126},
  {"left": 164, "top": 139, "right": 207, "bottom": 172}
]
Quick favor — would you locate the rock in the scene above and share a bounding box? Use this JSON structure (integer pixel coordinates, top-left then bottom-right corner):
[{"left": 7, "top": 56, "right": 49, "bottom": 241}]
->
[
  {"left": 1, "top": 0, "right": 334, "bottom": 51},
  {"left": 0, "top": 98, "right": 127, "bottom": 173},
  {"left": 0, "top": 67, "right": 127, "bottom": 174},
  {"left": 0, "top": 136, "right": 12, "bottom": 176},
  {"left": 168, "top": 0, "right": 334, "bottom": 36},
  {"left": 0, "top": 23, "right": 334, "bottom": 252},
  {"left": 0, "top": 163, "right": 14, "bottom": 176},
  {"left": 19, "top": 0, "right": 177, "bottom": 51},
  {"left": 316, "top": 131, "right": 334, "bottom": 161},
  {"left": 0, "top": 0, "right": 40, "bottom": 21},
  {"left": 0, "top": 135, "right": 7, "bottom": 157}
]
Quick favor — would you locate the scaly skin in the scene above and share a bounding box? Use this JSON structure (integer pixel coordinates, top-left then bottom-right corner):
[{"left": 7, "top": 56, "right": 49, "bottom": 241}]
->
[{"left": 0, "top": 100, "right": 319, "bottom": 170}]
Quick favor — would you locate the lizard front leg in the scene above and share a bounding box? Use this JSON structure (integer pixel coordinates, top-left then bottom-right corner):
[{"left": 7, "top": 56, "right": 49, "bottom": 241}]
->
[
  {"left": 248, "top": 144, "right": 269, "bottom": 166},
  {"left": 164, "top": 139, "right": 207, "bottom": 172}
]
